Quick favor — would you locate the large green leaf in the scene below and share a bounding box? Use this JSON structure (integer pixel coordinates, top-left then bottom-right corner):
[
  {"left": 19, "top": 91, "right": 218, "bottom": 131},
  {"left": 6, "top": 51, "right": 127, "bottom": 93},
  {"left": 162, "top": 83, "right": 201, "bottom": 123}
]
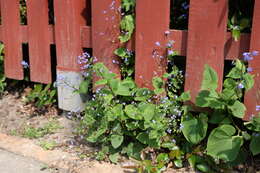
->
[
  {"left": 138, "top": 103, "right": 155, "bottom": 121},
  {"left": 181, "top": 113, "right": 208, "bottom": 144},
  {"left": 243, "top": 73, "right": 254, "bottom": 91},
  {"left": 228, "top": 101, "right": 246, "bottom": 119},
  {"left": 209, "top": 110, "right": 231, "bottom": 124},
  {"left": 178, "top": 91, "right": 191, "bottom": 102},
  {"left": 114, "top": 48, "right": 128, "bottom": 58},
  {"left": 195, "top": 90, "right": 224, "bottom": 109},
  {"left": 93, "top": 63, "right": 116, "bottom": 79},
  {"left": 94, "top": 79, "right": 107, "bottom": 86},
  {"left": 78, "top": 80, "right": 89, "bottom": 94},
  {"left": 201, "top": 65, "right": 218, "bottom": 91},
  {"left": 122, "top": 142, "right": 143, "bottom": 159},
  {"left": 195, "top": 90, "right": 213, "bottom": 107},
  {"left": 152, "top": 77, "right": 165, "bottom": 94},
  {"left": 125, "top": 105, "right": 142, "bottom": 120},
  {"left": 109, "top": 153, "right": 119, "bottom": 163},
  {"left": 136, "top": 132, "right": 160, "bottom": 148},
  {"left": 250, "top": 134, "right": 260, "bottom": 155},
  {"left": 207, "top": 125, "right": 243, "bottom": 161},
  {"left": 106, "top": 104, "right": 124, "bottom": 121},
  {"left": 111, "top": 135, "right": 124, "bottom": 149},
  {"left": 244, "top": 117, "right": 260, "bottom": 132},
  {"left": 232, "top": 29, "right": 240, "bottom": 42},
  {"left": 134, "top": 88, "right": 153, "bottom": 101},
  {"left": 223, "top": 78, "right": 237, "bottom": 89},
  {"left": 108, "top": 79, "right": 132, "bottom": 96},
  {"left": 119, "top": 15, "right": 135, "bottom": 43},
  {"left": 116, "top": 84, "right": 132, "bottom": 96}
]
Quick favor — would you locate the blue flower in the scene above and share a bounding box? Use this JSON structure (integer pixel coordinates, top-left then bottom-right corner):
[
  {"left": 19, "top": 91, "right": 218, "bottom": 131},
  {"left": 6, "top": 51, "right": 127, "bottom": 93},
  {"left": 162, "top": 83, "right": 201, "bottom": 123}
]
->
[
  {"left": 237, "top": 83, "right": 244, "bottom": 89},
  {"left": 168, "top": 50, "right": 174, "bottom": 56},
  {"left": 256, "top": 105, "right": 260, "bottom": 111},
  {"left": 243, "top": 52, "right": 253, "bottom": 61},
  {"left": 252, "top": 51, "right": 259, "bottom": 56},
  {"left": 21, "top": 60, "right": 29, "bottom": 68},
  {"left": 247, "top": 67, "right": 253, "bottom": 72},
  {"left": 155, "top": 41, "right": 161, "bottom": 46},
  {"left": 166, "top": 129, "right": 172, "bottom": 134},
  {"left": 182, "top": 2, "right": 189, "bottom": 10}
]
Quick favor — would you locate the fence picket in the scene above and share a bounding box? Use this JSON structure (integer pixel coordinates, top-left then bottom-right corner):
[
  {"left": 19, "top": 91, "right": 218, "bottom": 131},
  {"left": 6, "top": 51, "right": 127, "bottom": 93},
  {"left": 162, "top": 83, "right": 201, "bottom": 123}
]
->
[
  {"left": 135, "top": 0, "right": 170, "bottom": 89},
  {"left": 0, "top": 0, "right": 23, "bottom": 79},
  {"left": 244, "top": 0, "right": 260, "bottom": 120},
  {"left": 91, "top": 0, "right": 121, "bottom": 76},
  {"left": 184, "top": 0, "right": 228, "bottom": 101},
  {"left": 54, "top": 0, "right": 87, "bottom": 71},
  {"left": 27, "top": 0, "right": 52, "bottom": 83}
]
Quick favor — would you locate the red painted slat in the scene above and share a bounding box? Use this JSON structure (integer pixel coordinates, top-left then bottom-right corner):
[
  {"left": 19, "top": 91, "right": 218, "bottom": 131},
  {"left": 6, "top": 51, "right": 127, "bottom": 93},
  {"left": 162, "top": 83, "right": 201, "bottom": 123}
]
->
[
  {"left": 0, "top": 0, "right": 23, "bottom": 79},
  {"left": 81, "top": 26, "right": 92, "bottom": 48},
  {"left": 244, "top": 1, "right": 260, "bottom": 120},
  {"left": 184, "top": 0, "right": 228, "bottom": 101},
  {"left": 80, "top": 27, "right": 250, "bottom": 60},
  {"left": 54, "top": 0, "right": 87, "bottom": 71},
  {"left": 168, "top": 31, "right": 250, "bottom": 59},
  {"left": 27, "top": 0, "right": 52, "bottom": 83},
  {"left": 91, "top": 0, "right": 121, "bottom": 75},
  {"left": 0, "top": 25, "right": 251, "bottom": 62},
  {"left": 135, "top": 0, "right": 170, "bottom": 89}
]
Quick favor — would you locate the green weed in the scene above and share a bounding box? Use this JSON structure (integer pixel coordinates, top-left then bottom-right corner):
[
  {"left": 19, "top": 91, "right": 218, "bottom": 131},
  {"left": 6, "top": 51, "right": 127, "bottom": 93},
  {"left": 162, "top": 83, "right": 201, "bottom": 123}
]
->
[{"left": 23, "top": 120, "right": 62, "bottom": 139}]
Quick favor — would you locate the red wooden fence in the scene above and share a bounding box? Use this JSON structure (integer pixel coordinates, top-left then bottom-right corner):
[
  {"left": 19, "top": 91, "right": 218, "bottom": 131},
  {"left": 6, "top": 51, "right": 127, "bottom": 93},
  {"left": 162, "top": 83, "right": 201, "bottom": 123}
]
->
[{"left": 0, "top": 0, "right": 259, "bottom": 119}]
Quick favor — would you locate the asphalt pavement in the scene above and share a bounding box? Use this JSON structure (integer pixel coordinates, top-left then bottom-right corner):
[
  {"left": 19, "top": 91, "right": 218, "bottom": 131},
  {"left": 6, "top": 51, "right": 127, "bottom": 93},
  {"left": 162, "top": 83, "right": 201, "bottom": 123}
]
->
[{"left": 0, "top": 148, "right": 51, "bottom": 173}]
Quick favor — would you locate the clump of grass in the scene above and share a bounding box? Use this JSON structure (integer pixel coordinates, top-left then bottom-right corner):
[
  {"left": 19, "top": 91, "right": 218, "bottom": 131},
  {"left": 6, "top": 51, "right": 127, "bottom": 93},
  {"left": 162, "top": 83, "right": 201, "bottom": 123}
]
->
[
  {"left": 39, "top": 140, "right": 57, "bottom": 150},
  {"left": 23, "top": 120, "right": 63, "bottom": 139}
]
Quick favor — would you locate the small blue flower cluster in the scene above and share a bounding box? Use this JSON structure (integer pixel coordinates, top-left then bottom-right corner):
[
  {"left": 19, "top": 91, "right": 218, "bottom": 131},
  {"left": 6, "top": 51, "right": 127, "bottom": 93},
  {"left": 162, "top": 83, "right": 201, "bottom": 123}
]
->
[
  {"left": 237, "top": 51, "right": 259, "bottom": 89},
  {"left": 77, "top": 52, "right": 95, "bottom": 78},
  {"left": 243, "top": 51, "right": 259, "bottom": 61},
  {"left": 256, "top": 105, "right": 260, "bottom": 111},
  {"left": 153, "top": 39, "right": 176, "bottom": 59}
]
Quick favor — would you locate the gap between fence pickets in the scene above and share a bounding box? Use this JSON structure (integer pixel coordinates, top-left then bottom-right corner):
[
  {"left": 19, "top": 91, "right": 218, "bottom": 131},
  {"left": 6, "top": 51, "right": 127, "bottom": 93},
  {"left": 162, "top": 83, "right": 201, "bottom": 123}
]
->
[{"left": 57, "top": 70, "right": 87, "bottom": 112}]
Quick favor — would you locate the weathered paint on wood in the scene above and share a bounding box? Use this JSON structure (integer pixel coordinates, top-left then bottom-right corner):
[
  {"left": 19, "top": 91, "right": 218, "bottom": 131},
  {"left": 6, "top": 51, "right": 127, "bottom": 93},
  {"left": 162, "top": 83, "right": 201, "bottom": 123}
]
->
[
  {"left": 54, "top": 0, "right": 87, "bottom": 72},
  {"left": 185, "top": 0, "right": 228, "bottom": 101},
  {"left": 244, "top": 0, "right": 260, "bottom": 120},
  {"left": 81, "top": 26, "right": 92, "bottom": 48},
  {"left": 168, "top": 30, "right": 250, "bottom": 60},
  {"left": 91, "top": 0, "right": 121, "bottom": 75},
  {"left": 0, "top": 0, "right": 23, "bottom": 79},
  {"left": 135, "top": 0, "right": 170, "bottom": 89},
  {"left": 27, "top": 0, "right": 52, "bottom": 83}
]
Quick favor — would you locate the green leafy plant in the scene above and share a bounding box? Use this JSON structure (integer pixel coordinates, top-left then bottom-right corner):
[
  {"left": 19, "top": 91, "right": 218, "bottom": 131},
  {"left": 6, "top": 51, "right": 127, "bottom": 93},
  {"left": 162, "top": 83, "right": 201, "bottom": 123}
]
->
[
  {"left": 0, "top": 43, "right": 6, "bottom": 94},
  {"left": 79, "top": 62, "right": 186, "bottom": 164},
  {"left": 179, "top": 58, "right": 260, "bottom": 171},
  {"left": 119, "top": 0, "right": 136, "bottom": 43},
  {"left": 114, "top": 47, "right": 135, "bottom": 78},
  {"left": 25, "top": 84, "right": 57, "bottom": 108},
  {"left": 228, "top": 0, "right": 254, "bottom": 41}
]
